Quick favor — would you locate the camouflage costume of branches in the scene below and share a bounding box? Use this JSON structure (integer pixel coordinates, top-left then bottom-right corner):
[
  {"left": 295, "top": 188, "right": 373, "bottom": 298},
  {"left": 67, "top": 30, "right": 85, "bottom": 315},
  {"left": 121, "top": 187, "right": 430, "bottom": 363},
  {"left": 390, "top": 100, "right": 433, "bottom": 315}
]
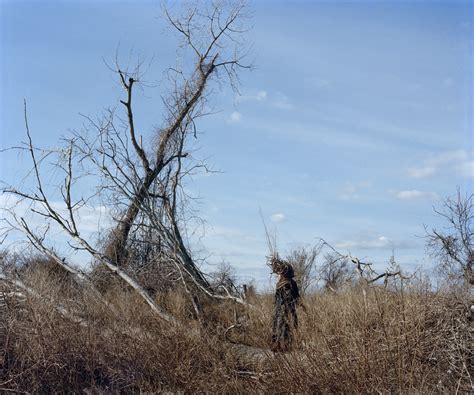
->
[{"left": 271, "top": 262, "right": 300, "bottom": 352}]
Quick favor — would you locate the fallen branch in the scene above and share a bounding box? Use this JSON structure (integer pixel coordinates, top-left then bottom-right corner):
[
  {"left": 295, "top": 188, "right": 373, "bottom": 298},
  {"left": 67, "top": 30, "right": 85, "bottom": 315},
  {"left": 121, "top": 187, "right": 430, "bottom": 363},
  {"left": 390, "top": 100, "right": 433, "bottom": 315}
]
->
[{"left": 0, "top": 273, "right": 87, "bottom": 327}]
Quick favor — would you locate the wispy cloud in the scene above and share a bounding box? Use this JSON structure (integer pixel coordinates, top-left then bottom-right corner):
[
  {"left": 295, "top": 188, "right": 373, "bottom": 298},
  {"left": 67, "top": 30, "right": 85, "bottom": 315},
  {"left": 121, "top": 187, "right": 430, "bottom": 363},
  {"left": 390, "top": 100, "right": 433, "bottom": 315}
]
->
[
  {"left": 0, "top": 194, "right": 113, "bottom": 239},
  {"left": 228, "top": 111, "right": 242, "bottom": 123},
  {"left": 338, "top": 180, "right": 372, "bottom": 200},
  {"left": 393, "top": 189, "right": 438, "bottom": 201},
  {"left": 270, "top": 213, "right": 285, "bottom": 222},
  {"left": 199, "top": 225, "right": 267, "bottom": 270},
  {"left": 458, "top": 160, "right": 474, "bottom": 178},
  {"left": 335, "top": 235, "right": 392, "bottom": 250},
  {"left": 272, "top": 92, "right": 293, "bottom": 110},
  {"left": 237, "top": 90, "right": 267, "bottom": 102},
  {"left": 407, "top": 149, "right": 473, "bottom": 179},
  {"left": 238, "top": 90, "right": 292, "bottom": 110},
  {"left": 335, "top": 235, "right": 417, "bottom": 251},
  {"left": 407, "top": 166, "right": 435, "bottom": 178}
]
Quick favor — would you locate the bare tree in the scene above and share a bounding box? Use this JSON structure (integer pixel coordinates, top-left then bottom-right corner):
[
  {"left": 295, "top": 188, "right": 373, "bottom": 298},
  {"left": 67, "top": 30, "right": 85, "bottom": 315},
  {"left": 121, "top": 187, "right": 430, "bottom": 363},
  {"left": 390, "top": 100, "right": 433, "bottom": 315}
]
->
[
  {"left": 317, "top": 252, "right": 353, "bottom": 292},
  {"left": 426, "top": 189, "right": 473, "bottom": 286},
  {"left": 315, "top": 238, "right": 409, "bottom": 289},
  {"left": 285, "top": 245, "right": 321, "bottom": 295},
  {"left": 1, "top": 1, "right": 251, "bottom": 323},
  {"left": 210, "top": 261, "right": 239, "bottom": 294}
]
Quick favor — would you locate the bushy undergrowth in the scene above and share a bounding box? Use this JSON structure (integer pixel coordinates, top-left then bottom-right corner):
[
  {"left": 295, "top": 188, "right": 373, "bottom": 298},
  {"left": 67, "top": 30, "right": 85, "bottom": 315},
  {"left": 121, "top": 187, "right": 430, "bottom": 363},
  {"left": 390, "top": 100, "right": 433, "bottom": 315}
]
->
[{"left": 1, "top": 260, "right": 472, "bottom": 393}]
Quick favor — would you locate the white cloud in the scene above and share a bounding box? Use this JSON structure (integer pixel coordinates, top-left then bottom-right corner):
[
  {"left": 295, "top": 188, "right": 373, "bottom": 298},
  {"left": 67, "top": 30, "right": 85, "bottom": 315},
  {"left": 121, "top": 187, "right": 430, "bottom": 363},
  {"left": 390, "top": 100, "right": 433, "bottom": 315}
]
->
[
  {"left": 237, "top": 90, "right": 292, "bottom": 110},
  {"left": 237, "top": 90, "right": 267, "bottom": 102},
  {"left": 270, "top": 213, "right": 285, "bottom": 222},
  {"left": 335, "top": 235, "right": 417, "bottom": 251},
  {"left": 74, "top": 205, "right": 113, "bottom": 233},
  {"left": 407, "top": 149, "right": 473, "bottom": 179},
  {"left": 457, "top": 160, "right": 474, "bottom": 178},
  {"left": 256, "top": 90, "right": 267, "bottom": 100},
  {"left": 206, "top": 225, "right": 247, "bottom": 241},
  {"left": 272, "top": 92, "right": 293, "bottom": 110},
  {"left": 407, "top": 166, "right": 435, "bottom": 178},
  {"left": 431, "top": 150, "right": 469, "bottom": 164},
  {"left": 394, "top": 190, "right": 438, "bottom": 201},
  {"left": 338, "top": 180, "right": 372, "bottom": 200},
  {"left": 335, "top": 236, "right": 392, "bottom": 250},
  {"left": 0, "top": 194, "right": 113, "bottom": 242},
  {"left": 199, "top": 224, "right": 268, "bottom": 285},
  {"left": 0, "top": 193, "right": 114, "bottom": 269},
  {"left": 228, "top": 111, "right": 242, "bottom": 123}
]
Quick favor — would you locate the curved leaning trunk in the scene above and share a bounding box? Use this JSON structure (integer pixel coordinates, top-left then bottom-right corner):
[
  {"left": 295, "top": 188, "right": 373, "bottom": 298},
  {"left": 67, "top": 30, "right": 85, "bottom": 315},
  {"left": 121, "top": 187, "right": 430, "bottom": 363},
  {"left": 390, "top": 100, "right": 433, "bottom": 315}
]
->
[
  {"left": 104, "top": 171, "right": 210, "bottom": 290},
  {"left": 105, "top": 65, "right": 216, "bottom": 290},
  {"left": 105, "top": 174, "right": 156, "bottom": 267}
]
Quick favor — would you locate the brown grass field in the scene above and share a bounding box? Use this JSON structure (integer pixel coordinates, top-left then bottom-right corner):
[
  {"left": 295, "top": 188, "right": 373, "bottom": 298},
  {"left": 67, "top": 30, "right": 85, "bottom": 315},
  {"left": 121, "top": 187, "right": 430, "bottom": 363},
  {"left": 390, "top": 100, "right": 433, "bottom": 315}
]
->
[{"left": 0, "top": 256, "right": 471, "bottom": 394}]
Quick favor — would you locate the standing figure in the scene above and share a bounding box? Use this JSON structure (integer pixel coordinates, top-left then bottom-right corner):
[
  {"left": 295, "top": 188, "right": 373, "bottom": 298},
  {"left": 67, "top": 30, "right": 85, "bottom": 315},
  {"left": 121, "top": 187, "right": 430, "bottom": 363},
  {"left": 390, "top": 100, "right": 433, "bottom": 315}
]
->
[{"left": 270, "top": 258, "right": 302, "bottom": 352}]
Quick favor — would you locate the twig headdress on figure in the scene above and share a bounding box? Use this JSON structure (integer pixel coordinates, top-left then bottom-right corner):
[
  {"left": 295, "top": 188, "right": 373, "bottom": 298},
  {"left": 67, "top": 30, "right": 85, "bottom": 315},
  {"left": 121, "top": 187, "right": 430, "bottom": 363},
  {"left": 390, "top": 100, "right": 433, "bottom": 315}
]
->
[{"left": 268, "top": 255, "right": 294, "bottom": 278}]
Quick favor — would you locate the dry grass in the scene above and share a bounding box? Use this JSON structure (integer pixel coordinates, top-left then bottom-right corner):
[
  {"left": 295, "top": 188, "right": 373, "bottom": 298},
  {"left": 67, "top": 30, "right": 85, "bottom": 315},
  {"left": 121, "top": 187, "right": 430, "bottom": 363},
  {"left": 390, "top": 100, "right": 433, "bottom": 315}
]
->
[{"left": 1, "top": 262, "right": 472, "bottom": 393}]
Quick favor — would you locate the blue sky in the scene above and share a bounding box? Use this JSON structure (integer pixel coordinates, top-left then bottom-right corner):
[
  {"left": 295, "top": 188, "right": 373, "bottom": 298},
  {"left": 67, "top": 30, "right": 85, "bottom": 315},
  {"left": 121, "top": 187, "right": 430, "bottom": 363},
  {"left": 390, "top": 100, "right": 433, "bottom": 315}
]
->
[{"left": 1, "top": 1, "right": 473, "bottom": 288}]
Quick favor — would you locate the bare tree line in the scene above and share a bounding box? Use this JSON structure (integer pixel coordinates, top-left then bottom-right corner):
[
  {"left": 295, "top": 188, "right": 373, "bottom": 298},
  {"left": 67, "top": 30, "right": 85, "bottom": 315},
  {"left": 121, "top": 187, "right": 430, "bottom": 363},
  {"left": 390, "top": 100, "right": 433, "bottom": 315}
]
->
[{"left": 274, "top": 189, "right": 474, "bottom": 295}]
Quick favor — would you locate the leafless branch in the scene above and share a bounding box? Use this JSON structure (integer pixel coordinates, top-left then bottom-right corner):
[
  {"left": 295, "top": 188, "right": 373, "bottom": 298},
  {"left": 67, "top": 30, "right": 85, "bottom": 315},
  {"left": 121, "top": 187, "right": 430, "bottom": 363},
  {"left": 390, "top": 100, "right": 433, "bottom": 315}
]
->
[{"left": 426, "top": 189, "right": 473, "bottom": 285}]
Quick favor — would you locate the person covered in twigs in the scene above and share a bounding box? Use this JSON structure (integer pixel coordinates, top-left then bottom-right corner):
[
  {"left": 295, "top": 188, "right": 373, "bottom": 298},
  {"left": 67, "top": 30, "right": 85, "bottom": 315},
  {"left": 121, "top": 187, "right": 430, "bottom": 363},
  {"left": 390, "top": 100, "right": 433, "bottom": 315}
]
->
[{"left": 269, "top": 256, "right": 304, "bottom": 352}]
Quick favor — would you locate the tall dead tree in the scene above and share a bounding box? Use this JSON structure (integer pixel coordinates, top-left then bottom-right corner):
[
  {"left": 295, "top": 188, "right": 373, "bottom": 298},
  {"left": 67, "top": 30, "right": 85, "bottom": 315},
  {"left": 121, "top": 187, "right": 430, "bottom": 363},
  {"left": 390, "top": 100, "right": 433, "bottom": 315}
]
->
[{"left": 1, "top": 1, "right": 250, "bottom": 322}]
